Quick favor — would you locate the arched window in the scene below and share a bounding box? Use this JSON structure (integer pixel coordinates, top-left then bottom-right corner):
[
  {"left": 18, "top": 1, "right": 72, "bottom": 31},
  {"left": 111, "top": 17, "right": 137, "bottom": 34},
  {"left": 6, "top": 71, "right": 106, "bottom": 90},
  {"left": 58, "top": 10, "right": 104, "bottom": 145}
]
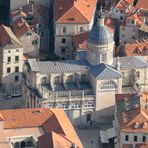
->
[
  {"left": 26, "top": 141, "right": 32, "bottom": 147},
  {"left": 66, "top": 75, "right": 73, "bottom": 82},
  {"left": 21, "top": 141, "right": 25, "bottom": 148},
  {"left": 41, "top": 77, "right": 46, "bottom": 84},
  {"left": 14, "top": 142, "right": 19, "bottom": 148},
  {"left": 81, "top": 74, "right": 86, "bottom": 82},
  {"left": 84, "top": 101, "right": 95, "bottom": 108},
  {"left": 54, "top": 75, "right": 60, "bottom": 84},
  {"left": 100, "top": 80, "right": 117, "bottom": 91},
  {"left": 136, "top": 71, "right": 140, "bottom": 78}
]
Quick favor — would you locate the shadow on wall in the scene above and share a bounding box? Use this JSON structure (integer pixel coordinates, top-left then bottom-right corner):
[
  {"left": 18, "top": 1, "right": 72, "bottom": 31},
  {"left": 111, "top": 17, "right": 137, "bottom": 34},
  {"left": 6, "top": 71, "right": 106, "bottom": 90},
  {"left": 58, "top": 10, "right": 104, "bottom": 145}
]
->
[
  {"left": 65, "top": 105, "right": 115, "bottom": 127},
  {"left": 0, "top": 72, "right": 23, "bottom": 95}
]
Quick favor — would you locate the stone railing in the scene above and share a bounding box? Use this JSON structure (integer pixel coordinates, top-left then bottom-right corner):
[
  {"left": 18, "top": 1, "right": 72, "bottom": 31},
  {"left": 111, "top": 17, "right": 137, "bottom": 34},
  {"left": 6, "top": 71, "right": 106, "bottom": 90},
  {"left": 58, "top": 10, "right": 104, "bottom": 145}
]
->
[{"left": 42, "top": 89, "right": 94, "bottom": 100}]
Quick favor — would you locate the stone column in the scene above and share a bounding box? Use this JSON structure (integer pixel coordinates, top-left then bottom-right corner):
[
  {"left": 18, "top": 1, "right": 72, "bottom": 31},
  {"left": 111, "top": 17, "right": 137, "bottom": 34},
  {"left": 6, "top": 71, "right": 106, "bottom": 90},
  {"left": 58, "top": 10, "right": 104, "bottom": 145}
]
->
[{"left": 50, "top": 74, "right": 54, "bottom": 91}]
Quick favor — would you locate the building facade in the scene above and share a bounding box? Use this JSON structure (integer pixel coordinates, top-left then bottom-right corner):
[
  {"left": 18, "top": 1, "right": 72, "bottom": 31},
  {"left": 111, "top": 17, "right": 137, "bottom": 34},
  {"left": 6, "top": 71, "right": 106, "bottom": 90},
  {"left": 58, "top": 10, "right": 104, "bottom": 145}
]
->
[
  {"left": 54, "top": 0, "right": 97, "bottom": 59},
  {"left": 0, "top": 25, "right": 24, "bottom": 95},
  {"left": 115, "top": 92, "right": 148, "bottom": 148}
]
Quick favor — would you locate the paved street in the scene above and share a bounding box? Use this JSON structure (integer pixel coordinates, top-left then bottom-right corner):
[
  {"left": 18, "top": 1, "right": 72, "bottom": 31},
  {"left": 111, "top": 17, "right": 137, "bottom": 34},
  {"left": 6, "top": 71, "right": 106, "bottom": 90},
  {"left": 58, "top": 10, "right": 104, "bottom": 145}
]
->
[{"left": 75, "top": 127, "right": 101, "bottom": 148}]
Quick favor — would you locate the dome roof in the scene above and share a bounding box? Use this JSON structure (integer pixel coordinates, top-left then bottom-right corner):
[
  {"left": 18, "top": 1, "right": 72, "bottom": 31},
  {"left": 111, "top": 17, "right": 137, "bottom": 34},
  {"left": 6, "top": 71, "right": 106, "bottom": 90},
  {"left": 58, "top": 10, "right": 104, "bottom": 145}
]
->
[{"left": 87, "top": 19, "right": 113, "bottom": 45}]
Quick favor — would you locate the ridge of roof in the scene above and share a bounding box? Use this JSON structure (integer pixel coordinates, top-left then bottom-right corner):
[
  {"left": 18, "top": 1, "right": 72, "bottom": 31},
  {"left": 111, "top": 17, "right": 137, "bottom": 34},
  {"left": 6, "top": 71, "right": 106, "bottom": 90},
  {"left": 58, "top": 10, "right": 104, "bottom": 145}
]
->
[{"left": 56, "top": 6, "right": 89, "bottom": 24}]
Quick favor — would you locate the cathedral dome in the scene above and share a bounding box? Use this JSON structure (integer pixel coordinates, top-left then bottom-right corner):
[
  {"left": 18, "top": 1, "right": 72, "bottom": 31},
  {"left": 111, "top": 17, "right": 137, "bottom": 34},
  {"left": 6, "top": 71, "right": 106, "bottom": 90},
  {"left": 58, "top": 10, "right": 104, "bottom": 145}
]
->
[
  {"left": 87, "top": 25, "right": 113, "bottom": 45},
  {"left": 87, "top": 9, "right": 113, "bottom": 45}
]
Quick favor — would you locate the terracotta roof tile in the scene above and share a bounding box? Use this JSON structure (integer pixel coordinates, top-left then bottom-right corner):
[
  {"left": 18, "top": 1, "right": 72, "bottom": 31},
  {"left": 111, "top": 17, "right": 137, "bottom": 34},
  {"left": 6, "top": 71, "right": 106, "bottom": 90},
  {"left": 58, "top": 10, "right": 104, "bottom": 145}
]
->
[
  {"left": 12, "top": 18, "right": 30, "bottom": 38},
  {"left": 116, "top": 93, "right": 148, "bottom": 134},
  {"left": 123, "top": 39, "right": 148, "bottom": 56},
  {"left": 0, "top": 25, "right": 22, "bottom": 47},
  {"left": 135, "top": 0, "right": 148, "bottom": 10},
  {"left": 54, "top": 0, "right": 97, "bottom": 24},
  {"left": 72, "top": 31, "right": 88, "bottom": 50},
  {"left": 0, "top": 108, "right": 83, "bottom": 148}
]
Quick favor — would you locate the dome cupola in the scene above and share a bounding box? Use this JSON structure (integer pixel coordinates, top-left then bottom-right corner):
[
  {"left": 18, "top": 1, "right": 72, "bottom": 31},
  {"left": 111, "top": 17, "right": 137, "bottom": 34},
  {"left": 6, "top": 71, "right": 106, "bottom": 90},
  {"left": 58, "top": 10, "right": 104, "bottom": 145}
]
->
[
  {"left": 87, "top": 7, "right": 113, "bottom": 45},
  {"left": 86, "top": 6, "right": 114, "bottom": 66}
]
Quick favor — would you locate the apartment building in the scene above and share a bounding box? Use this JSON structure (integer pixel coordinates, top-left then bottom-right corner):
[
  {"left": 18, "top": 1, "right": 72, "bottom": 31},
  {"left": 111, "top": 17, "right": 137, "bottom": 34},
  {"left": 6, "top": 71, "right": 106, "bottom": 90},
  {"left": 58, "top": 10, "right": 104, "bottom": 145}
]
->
[
  {"left": 54, "top": 0, "right": 97, "bottom": 59},
  {"left": 115, "top": 92, "right": 148, "bottom": 148},
  {"left": 0, "top": 25, "right": 24, "bottom": 94}
]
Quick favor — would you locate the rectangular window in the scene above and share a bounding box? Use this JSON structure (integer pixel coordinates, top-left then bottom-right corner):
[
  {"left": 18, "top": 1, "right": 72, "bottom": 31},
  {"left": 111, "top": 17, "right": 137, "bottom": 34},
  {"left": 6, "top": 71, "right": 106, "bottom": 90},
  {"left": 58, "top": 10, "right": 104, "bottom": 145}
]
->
[
  {"left": 15, "top": 56, "right": 19, "bottom": 62},
  {"left": 134, "top": 136, "right": 137, "bottom": 142},
  {"left": 7, "top": 68, "right": 11, "bottom": 73},
  {"left": 125, "top": 135, "right": 129, "bottom": 141},
  {"left": 32, "top": 40, "right": 38, "bottom": 45},
  {"left": 86, "top": 114, "right": 91, "bottom": 122},
  {"left": 7, "top": 57, "right": 11, "bottom": 63},
  {"left": 16, "top": 49, "right": 19, "bottom": 52},
  {"left": 61, "top": 38, "right": 66, "bottom": 44},
  {"left": 15, "top": 75, "right": 19, "bottom": 82},
  {"left": 142, "top": 136, "right": 146, "bottom": 142},
  {"left": 63, "top": 27, "right": 66, "bottom": 34},
  {"left": 15, "top": 67, "right": 19, "bottom": 72},
  {"left": 61, "top": 48, "right": 65, "bottom": 54},
  {"left": 80, "top": 27, "right": 83, "bottom": 32},
  {"left": 100, "top": 53, "right": 106, "bottom": 62}
]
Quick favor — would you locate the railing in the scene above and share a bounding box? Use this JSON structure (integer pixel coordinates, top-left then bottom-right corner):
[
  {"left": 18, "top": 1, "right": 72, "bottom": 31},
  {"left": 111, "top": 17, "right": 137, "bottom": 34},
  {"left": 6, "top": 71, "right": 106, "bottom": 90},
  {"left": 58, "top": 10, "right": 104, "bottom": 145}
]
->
[{"left": 42, "top": 89, "right": 94, "bottom": 99}]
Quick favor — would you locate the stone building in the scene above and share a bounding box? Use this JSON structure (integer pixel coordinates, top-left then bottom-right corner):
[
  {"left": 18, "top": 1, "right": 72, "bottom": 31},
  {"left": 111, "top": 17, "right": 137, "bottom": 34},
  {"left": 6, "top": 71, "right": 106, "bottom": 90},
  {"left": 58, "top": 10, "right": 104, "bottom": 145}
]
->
[
  {"left": 23, "top": 12, "right": 148, "bottom": 125},
  {"left": 0, "top": 25, "right": 24, "bottom": 95},
  {"left": 54, "top": 0, "right": 97, "bottom": 59},
  {"left": 115, "top": 92, "right": 148, "bottom": 148}
]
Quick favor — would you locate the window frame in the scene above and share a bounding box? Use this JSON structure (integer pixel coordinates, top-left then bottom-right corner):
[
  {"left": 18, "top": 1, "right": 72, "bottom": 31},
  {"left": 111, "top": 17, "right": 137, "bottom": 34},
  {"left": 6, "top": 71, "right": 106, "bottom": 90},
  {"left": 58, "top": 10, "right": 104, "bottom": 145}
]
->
[
  {"left": 125, "top": 135, "right": 129, "bottom": 141},
  {"left": 15, "top": 56, "right": 19, "bottom": 62},
  {"left": 15, "top": 67, "right": 19, "bottom": 72},
  {"left": 7, "top": 67, "right": 11, "bottom": 73},
  {"left": 61, "top": 38, "right": 66, "bottom": 44},
  {"left": 100, "top": 80, "right": 118, "bottom": 91}
]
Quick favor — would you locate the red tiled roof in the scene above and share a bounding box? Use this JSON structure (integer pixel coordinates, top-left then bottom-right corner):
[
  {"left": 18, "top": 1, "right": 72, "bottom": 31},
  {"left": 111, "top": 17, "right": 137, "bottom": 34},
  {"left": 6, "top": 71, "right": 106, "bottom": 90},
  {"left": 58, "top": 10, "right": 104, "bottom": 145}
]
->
[
  {"left": 135, "top": 0, "right": 148, "bottom": 10},
  {"left": 115, "top": 0, "right": 134, "bottom": 11},
  {"left": 123, "top": 144, "right": 133, "bottom": 148},
  {"left": 12, "top": 18, "right": 30, "bottom": 38},
  {"left": 72, "top": 31, "right": 88, "bottom": 50},
  {"left": 0, "top": 108, "right": 83, "bottom": 148},
  {"left": 38, "top": 131, "right": 77, "bottom": 148},
  {"left": 123, "top": 39, "right": 148, "bottom": 56},
  {"left": 0, "top": 25, "right": 22, "bottom": 47},
  {"left": 54, "top": 0, "right": 97, "bottom": 24},
  {"left": 116, "top": 93, "right": 148, "bottom": 134},
  {"left": 135, "top": 143, "right": 148, "bottom": 148}
]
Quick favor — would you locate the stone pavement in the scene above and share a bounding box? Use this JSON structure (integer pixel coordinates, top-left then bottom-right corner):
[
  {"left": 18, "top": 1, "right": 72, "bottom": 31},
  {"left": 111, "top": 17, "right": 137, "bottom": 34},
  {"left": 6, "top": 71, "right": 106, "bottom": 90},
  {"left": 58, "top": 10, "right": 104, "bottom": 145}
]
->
[{"left": 75, "top": 126, "right": 101, "bottom": 148}]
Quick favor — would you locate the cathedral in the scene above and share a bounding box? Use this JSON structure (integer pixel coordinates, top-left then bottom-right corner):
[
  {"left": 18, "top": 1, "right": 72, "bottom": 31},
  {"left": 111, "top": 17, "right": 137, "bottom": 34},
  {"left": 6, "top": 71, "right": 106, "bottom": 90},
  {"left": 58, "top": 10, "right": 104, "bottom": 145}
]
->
[{"left": 23, "top": 11, "right": 148, "bottom": 125}]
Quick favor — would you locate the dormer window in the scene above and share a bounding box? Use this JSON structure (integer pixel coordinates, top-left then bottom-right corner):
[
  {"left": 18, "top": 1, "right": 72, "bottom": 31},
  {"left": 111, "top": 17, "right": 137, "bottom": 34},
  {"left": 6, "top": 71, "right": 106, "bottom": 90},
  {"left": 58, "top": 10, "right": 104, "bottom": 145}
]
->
[{"left": 27, "top": 32, "right": 32, "bottom": 36}]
